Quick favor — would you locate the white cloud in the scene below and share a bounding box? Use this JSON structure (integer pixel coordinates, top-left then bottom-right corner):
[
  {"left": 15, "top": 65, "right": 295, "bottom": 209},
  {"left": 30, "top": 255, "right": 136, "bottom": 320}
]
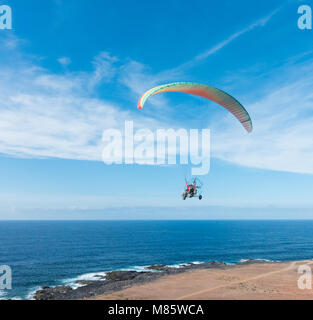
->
[
  {"left": 88, "top": 52, "right": 118, "bottom": 90},
  {"left": 0, "top": 47, "right": 161, "bottom": 161},
  {"left": 119, "top": 60, "right": 182, "bottom": 103},
  {"left": 57, "top": 57, "right": 71, "bottom": 67},
  {"left": 176, "top": 6, "right": 282, "bottom": 71}
]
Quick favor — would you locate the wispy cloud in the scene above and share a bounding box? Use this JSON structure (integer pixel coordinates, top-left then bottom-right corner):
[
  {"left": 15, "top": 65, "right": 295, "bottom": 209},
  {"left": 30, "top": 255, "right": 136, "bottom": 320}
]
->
[
  {"left": 176, "top": 6, "right": 282, "bottom": 71},
  {"left": 0, "top": 42, "right": 161, "bottom": 161},
  {"left": 211, "top": 57, "right": 313, "bottom": 174},
  {"left": 88, "top": 52, "right": 118, "bottom": 90},
  {"left": 119, "top": 60, "right": 183, "bottom": 112},
  {"left": 58, "top": 57, "right": 71, "bottom": 67},
  {"left": 119, "top": 7, "right": 282, "bottom": 107}
]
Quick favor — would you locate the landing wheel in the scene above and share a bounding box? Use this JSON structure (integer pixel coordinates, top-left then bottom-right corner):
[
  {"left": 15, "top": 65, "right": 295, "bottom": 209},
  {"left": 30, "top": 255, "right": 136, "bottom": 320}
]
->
[{"left": 199, "top": 195, "right": 202, "bottom": 200}]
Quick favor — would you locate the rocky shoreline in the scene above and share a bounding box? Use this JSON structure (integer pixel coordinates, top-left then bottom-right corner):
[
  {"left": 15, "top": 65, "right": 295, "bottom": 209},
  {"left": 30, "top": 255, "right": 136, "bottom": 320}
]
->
[{"left": 34, "top": 259, "right": 275, "bottom": 300}]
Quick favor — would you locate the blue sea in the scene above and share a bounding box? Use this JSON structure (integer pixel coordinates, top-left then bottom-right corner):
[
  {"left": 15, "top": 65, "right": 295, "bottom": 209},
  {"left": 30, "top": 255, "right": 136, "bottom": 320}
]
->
[{"left": 0, "top": 220, "right": 313, "bottom": 299}]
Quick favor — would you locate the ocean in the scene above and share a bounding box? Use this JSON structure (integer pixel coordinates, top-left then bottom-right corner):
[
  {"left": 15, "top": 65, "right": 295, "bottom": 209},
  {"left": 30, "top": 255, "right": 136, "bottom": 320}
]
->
[{"left": 0, "top": 220, "right": 313, "bottom": 299}]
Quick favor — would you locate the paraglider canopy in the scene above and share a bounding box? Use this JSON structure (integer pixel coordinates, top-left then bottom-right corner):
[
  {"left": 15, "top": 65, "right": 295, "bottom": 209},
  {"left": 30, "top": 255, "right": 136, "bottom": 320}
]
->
[{"left": 138, "top": 82, "right": 253, "bottom": 133}]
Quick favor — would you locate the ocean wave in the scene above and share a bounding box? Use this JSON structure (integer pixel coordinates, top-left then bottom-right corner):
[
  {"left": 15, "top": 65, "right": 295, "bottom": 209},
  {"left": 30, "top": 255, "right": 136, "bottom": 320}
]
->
[
  {"left": 166, "top": 260, "right": 205, "bottom": 268},
  {"left": 191, "top": 261, "right": 204, "bottom": 265},
  {"left": 0, "top": 290, "right": 7, "bottom": 300},
  {"left": 119, "top": 265, "right": 158, "bottom": 272},
  {"left": 62, "top": 271, "right": 108, "bottom": 289},
  {"left": 239, "top": 258, "right": 280, "bottom": 263},
  {"left": 0, "top": 289, "right": 23, "bottom": 300},
  {"left": 26, "top": 286, "right": 42, "bottom": 300},
  {"left": 8, "top": 296, "right": 22, "bottom": 300}
]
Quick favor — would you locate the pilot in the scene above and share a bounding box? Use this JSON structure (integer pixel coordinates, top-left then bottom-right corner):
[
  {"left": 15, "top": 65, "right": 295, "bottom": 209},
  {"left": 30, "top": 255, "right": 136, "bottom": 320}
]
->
[{"left": 189, "top": 185, "right": 195, "bottom": 196}]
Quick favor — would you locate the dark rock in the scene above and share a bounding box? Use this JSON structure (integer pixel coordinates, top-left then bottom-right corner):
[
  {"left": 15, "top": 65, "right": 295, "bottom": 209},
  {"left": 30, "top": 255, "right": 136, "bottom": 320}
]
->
[
  {"left": 75, "top": 280, "right": 98, "bottom": 286},
  {"left": 105, "top": 271, "right": 140, "bottom": 282},
  {"left": 238, "top": 259, "right": 275, "bottom": 265},
  {"left": 35, "top": 285, "right": 73, "bottom": 300},
  {"left": 94, "top": 274, "right": 106, "bottom": 280},
  {"left": 208, "top": 261, "right": 227, "bottom": 267},
  {"left": 146, "top": 264, "right": 168, "bottom": 271}
]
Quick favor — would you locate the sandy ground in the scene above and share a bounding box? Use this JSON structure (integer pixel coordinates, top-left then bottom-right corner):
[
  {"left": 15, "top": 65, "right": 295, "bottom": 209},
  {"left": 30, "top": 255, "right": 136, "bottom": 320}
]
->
[{"left": 88, "top": 260, "right": 313, "bottom": 300}]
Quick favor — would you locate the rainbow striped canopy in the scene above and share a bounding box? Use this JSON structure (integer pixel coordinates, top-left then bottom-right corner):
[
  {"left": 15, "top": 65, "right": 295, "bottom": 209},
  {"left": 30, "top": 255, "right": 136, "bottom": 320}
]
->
[{"left": 138, "top": 82, "right": 253, "bottom": 133}]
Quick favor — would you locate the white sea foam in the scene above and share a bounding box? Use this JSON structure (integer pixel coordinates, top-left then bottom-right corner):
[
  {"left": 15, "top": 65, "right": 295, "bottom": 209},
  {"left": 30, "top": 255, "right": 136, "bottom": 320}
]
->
[
  {"left": 9, "top": 296, "right": 22, "bottom": 300},
  {"left": 239, "top": 258, "right": 280, "bottom": 263},
  {"left": 124, "top": 261, "right": 207, "bottom": 271},
  {"left": 0, "top": 290, "right": 22, "bottom": 300},
  {"left": 0, "top": 290, "right": 7, "bottom": 300},
  {"left": 168, "top": 260, "right": 203, "bottom": 268},
  {"left": 63, "top": 271, "right": 107, "bottom": 289},
  {"left": 166, "top": 263, "right": 182, "bottom": 268},
  {"left": 26, "top": 286, "right": 42, "bottom": 300},
  {"left": 119, "top": 265, "right": 157, "bottom": 272},
  {"left": 191, "top": 261, "right": 203, "bottom": 265}
]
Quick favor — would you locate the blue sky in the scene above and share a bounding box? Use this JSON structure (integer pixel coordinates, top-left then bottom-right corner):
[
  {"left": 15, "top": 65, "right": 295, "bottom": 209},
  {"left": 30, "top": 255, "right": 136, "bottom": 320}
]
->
[{"left": 0, "top": 0, "right": 313, "bottom": 219}]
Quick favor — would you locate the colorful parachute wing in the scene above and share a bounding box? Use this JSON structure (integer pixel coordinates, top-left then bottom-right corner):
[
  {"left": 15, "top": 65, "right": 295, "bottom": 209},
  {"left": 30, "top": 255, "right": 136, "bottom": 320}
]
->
[{"left": 137, "top": 82, "right": 252, "bottom": 133}]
